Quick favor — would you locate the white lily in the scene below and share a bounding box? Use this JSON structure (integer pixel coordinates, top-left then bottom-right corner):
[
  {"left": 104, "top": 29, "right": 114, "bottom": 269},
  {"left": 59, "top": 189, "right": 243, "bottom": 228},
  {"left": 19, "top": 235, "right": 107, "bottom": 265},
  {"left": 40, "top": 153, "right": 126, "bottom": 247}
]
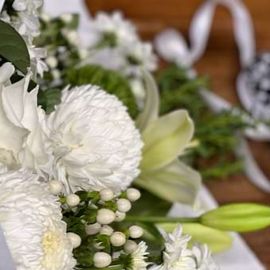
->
[{"left": 136, "top": 71, "right": 201, "bottom": 205}]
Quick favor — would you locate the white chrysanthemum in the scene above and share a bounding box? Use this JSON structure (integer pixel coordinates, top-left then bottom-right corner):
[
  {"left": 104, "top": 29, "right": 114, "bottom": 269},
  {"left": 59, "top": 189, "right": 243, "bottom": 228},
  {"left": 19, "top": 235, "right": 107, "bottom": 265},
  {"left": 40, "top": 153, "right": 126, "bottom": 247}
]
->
[
  {"left": 0, "top": 169, "right": 76, "bottom": 270},
  {"left": 0, "top": 63, "right": 51, "bottom": 173},
  {"left": 129, "top": 242, "right": 149, "bottom": 270},
  {"left": 46, "top": 85, "right": 143, "bottom": 193},
  {"left": 89, "top": 11, "right": 138, "bottom": 48},
  {"left": 152, "top": 226, "right": 218, "bottom": 270}
]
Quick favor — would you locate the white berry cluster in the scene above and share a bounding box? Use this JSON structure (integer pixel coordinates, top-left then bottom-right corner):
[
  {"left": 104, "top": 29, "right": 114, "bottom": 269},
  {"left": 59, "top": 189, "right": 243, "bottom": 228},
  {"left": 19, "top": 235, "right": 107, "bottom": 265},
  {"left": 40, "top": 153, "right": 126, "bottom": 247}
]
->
[{"left": 56, "top": 185, "right": 148, "bottom": 269}]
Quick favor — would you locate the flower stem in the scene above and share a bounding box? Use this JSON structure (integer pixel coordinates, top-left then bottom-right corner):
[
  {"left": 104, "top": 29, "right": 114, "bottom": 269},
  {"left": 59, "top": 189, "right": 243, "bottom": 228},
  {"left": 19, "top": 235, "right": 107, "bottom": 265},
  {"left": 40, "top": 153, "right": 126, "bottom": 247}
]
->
[{"left": 125, "top": 215, "right": 200, "bottom": 223}]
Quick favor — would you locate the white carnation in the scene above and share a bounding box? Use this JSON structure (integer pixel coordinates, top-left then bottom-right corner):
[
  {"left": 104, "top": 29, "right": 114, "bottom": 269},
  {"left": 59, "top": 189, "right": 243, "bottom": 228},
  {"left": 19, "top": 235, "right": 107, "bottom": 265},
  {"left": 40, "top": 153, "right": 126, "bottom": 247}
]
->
[
  {"left": 0, "top": 169, "right": 76, "bottom": 270},
  {"left": 46, "top": 85, "right": 143, "bottom": 193},
  {"left": 0, "top": 63, "right": 51, "bottom": 173}
]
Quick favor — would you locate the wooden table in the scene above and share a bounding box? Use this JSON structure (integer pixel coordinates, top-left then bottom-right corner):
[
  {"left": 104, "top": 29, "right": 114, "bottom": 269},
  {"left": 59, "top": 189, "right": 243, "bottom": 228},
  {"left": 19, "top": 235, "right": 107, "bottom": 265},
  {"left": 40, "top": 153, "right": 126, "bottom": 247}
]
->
[{"left": 86, "top": 1, "right": 270, "bottom": 268}]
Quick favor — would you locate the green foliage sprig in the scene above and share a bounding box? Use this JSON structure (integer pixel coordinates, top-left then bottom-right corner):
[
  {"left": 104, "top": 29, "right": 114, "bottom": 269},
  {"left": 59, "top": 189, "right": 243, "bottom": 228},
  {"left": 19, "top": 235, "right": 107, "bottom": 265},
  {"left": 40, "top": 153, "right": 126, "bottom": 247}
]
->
[{"left": 156, "top": 65, "right": 251, "bottom": 179}]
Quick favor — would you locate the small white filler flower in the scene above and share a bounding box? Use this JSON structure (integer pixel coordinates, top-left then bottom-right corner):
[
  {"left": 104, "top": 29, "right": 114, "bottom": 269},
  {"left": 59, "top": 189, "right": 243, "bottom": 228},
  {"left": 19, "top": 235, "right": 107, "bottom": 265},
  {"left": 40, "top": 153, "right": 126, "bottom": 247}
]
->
[
  {"left": 46, "top": 85, "right": 143, "bottom": 193},
  {"left": 0, "top": 169, "right": 76, "bottom": 270},
  {"left": 152, "top": 226, "right": 218, "bottom": 270},
  {"left": 89, "top": 11, "right": 138, "bottom": 48},
  {"left": 0, "top": 0, "right": 48, "bottom": 77},
  {"left": 129, "top": 241, "right": 149, "bottom": 270}
]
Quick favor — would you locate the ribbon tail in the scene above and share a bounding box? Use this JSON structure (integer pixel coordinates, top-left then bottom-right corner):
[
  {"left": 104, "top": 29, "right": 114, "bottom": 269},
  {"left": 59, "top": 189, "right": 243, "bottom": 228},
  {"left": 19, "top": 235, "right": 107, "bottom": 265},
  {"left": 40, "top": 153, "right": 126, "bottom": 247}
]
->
[
  {"left": 0, "top": 227, "right": 16, "bottom": 270},
  {"left": 236, "top": 137, "right": 270, "bottom": 193}
]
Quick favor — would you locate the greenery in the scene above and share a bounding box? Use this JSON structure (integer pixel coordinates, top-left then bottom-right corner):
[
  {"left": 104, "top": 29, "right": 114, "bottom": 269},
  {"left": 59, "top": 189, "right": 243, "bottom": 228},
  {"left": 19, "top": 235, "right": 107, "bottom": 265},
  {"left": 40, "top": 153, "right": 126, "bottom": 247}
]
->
[{"left": 156, "top": 65, "right": 251, "bottom": 179}]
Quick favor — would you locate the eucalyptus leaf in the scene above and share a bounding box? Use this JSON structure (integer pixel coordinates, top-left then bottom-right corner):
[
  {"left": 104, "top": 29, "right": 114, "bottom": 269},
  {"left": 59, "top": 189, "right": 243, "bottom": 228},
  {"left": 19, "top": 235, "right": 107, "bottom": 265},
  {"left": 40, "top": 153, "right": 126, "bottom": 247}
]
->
[
  {"left": 136, "top": 70, "right": 160, "bottom": 131},
  {"left": 0, "top": 20, "right": 30, "bottom": 73},
  {"left": 157, "top": 223, "right": 233, "bottom": 253},
  {"left": 136, "top": 160, "right": 201, "bottom": 205},
  {"left": 141, "top": 110, "right": 194, "bottom": 171}
]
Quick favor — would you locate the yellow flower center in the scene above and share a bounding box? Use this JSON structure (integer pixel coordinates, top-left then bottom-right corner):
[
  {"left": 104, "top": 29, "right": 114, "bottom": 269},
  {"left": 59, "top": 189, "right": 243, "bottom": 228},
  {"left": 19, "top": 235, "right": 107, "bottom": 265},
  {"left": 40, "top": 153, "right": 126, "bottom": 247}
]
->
[
  {"left": 42, "top": 230, "right": 61, "bottom": 254},
  {"left": 42, "top": 230, "right": 62, "bottom": 269}
]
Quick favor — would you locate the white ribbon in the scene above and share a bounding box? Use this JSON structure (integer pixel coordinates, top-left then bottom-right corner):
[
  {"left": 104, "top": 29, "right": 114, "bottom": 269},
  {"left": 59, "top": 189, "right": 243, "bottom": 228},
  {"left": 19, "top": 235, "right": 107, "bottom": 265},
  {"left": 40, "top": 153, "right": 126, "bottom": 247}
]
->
[
  {"left": 0, "top": 0, "right": 4, "bottom": 12},
  {"left": 155, "top": 0, "right": 270, "bottom": 193},
  {"left": 0, "top": 226, "right": 16, "bottom": 270}
]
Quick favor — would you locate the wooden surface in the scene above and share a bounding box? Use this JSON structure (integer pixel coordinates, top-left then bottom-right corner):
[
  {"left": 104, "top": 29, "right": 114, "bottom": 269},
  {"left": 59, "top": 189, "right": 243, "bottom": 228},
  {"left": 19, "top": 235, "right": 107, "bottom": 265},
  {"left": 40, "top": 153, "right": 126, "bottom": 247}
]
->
[{"left": 86, "top": 1, "right": 270, "bottom": 268}]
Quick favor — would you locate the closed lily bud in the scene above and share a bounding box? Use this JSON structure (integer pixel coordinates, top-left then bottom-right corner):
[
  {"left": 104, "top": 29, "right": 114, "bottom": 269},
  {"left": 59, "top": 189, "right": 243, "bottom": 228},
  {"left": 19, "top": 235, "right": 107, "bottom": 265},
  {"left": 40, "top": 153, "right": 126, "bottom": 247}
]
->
[{"left": 200, "top": 203, "right": 270, "bottom": 232}]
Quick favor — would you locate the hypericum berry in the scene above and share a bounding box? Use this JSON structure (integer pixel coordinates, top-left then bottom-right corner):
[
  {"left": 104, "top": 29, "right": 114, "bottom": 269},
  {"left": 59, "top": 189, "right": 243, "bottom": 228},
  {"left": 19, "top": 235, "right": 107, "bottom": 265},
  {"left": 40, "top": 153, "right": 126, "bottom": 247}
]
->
[
  {"left": 100, "top": 188, "right": 114, "bottom": 201},
  {"left": 66, "top": 194, "right": 80, "bottom": 207},
  {"left": 126, "top": 188, "right": 141, "bottom": 202},
  {"left": 49, "top": 180, "right": 63, "bottom": 195},
  {"left": 60, "top": 13, "right": 73, "bottom": 23},
  {"left": 124, "top": 240, "right": 138, "bottom": 253},
  {"left": 110, "top": 232, "right": 126, "bottom": 247},
  {"left": 100, "top": 225, "right": 114, "bottom": 236},
  {"left": 93, "top": 252, "right": 112, "bottom": 268},
  {"left": 115, "top": 211, "right": 126, "bottom": 222},
  {"left": 96, "top": 209, "right": 115, "bottom": 225},
  {"left": 67, "top": 232, "right": 81, "bottom": 249},
  {"left": 129, "top": 225, "right": 144, "bottom": 239},
  {"left": 85, "top": 223, "right": 101, "bottom": 235},
  {"left": 46, "top": 56, "right": 58, "bottom": 69},
  {"left": 117, "top": 198, "right": 132, "bottom": 213}
]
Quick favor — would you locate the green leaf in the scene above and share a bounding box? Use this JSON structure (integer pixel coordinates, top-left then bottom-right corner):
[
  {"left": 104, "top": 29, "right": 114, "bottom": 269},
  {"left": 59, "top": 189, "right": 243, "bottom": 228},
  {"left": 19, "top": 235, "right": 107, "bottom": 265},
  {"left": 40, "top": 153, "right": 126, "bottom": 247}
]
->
[
  {"left": 37, "top": 88, "right": 61, "bottom": 112},
  {"left": 157, "top": 223, "right": 233, "bottom": 253},
  {"left": 0, "top": 20, "right": 30, "bottom": 73},
  {"left": 136, "top": 71, "right": 160, "bottom": 131},
  {"left": 129, "top": 189, "right": 172, "bottom": 217},
  {"left": 141, "top": 110, "right": 194, "bottom": 171},
  {"left": 136, "top": 160, "right": 201, "bottom": 205}
]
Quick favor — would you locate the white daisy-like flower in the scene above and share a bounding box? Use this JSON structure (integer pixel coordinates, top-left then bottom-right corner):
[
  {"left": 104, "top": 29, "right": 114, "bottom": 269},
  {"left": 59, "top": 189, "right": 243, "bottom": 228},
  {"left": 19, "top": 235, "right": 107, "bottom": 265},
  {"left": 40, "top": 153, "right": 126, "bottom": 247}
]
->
[
  {"left": 0, "top": 169, "right": 76, "bottom": 270},
  {"left": 0, "top": 63, "right": 51, "bottom": 173},
  {"left": 129, "top": 242, "right": 149, "bottom": 270},
  {"left": 89, "top": 11, "right": 138, "bottom": 48},
  {"left": 123, "top": 41, "right": 158, "bottom": 77},
  {"left": 153, "top": 226, "right": 218, "bottom": 270},
  {"left": 46, "top": 85, "right": 143, "bottom": 193},
  {"left": 86, "top": 11, "right": 157, "bottom": 78}
]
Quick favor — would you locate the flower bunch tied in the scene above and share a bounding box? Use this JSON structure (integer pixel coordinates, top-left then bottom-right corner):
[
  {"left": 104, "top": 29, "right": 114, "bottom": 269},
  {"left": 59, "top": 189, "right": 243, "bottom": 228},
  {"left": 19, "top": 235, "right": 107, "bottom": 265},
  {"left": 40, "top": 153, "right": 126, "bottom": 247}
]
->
[{"left": 0, "top": 1, "right": 270, "bottom": 269}]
